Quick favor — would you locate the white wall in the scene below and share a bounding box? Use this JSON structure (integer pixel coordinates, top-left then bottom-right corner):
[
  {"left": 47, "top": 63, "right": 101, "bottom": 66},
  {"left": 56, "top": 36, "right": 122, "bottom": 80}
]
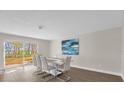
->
[
  {"left": 0, "top": 33, "right": 50, "bottom": 70},
  {"left": 50, "top": 27, "right": 122, "bottom": 75}
]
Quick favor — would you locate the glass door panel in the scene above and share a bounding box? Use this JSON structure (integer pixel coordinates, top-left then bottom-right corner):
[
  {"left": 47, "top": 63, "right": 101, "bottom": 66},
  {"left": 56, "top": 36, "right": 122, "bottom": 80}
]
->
[
  {"left": 5, "top": 41, "right": 23, "bottom": 65},
  {"left": 23, "top": 43, "right": 37, "bottom": 62}
]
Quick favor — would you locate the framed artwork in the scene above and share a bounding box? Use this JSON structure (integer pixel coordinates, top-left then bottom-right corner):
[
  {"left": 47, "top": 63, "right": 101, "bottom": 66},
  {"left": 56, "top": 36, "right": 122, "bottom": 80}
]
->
[{"left": 62, "top": 39, "right": 79, "bottom": 55}]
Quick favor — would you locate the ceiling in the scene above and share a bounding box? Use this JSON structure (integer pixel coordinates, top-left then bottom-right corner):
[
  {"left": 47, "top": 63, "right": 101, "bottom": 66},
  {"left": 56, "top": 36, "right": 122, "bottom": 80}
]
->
[{"left": 0, "top": 10, "right": 124, "bottom": 40}]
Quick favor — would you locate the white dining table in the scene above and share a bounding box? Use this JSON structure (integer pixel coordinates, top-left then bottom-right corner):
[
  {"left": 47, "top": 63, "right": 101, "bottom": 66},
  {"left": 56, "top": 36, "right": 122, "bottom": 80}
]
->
[{"left": 46, "top": 57, "right": 64, "bottom": 65}]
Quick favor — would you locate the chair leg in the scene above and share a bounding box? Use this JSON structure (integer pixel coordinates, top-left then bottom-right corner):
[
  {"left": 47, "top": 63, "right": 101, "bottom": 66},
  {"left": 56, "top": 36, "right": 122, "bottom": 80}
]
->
[
  {"left": 42, "top": 74, "right": 55, "bottom": 81},
  {"left": 42, "top": 73, "right": 51, "bottom": 78},
  {"left": 37, "top": 71, "right": 46, "bottom": 75},
  {"left": 57, "top": 72, "right": 71, "bottom": 82}
]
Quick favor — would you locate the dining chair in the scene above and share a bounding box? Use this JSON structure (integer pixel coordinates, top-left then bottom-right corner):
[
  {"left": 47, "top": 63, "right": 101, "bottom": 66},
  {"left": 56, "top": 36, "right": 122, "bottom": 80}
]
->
[
  {"left": 33, "top": 54, "right": 45, "bottom": 75},
  {"left": 41, "top": 56, "right": 59, "bottom": 81},
  {"left": 57, "top": 56, "right": 72, "bottom": 81}
]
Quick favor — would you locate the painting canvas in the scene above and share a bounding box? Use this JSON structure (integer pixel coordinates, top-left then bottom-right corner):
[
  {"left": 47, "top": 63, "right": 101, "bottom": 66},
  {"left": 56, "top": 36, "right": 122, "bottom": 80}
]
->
[{"left": 62, "top": 39, "right": 79, "bottom": 55}]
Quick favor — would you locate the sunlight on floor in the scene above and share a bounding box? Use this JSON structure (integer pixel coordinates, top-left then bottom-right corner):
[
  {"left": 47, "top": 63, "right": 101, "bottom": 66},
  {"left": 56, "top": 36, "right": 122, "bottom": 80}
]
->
[{"left": 5, "top": 57, "right": 32, "bottom": 65}]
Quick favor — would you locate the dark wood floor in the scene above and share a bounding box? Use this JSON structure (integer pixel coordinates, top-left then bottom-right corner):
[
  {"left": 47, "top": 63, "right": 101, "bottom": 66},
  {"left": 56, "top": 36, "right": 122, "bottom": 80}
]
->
[{"left": 0, "top": 65, "right": 123, "bottom": 82}]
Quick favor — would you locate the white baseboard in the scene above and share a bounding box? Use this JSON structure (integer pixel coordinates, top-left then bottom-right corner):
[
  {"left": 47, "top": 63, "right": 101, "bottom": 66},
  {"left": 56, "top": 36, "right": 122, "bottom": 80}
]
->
[{"left": 71, "top": 65, "right": 121, "bottom": 77}]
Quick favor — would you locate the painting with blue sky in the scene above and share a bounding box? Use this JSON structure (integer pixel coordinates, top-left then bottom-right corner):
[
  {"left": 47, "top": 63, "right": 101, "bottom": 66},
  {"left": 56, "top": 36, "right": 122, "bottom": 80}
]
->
[{"left": 62, "top": 39, "right": 79, "bottom": 55}]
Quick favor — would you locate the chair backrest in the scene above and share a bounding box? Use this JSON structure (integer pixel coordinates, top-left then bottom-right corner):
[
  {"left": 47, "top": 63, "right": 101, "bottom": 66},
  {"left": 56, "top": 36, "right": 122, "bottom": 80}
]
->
[
  {"left": 40, "top": 56, "right": 48, "bottom": 72},
  {"left": 33, "top": 54, "right": 37, "bottom": 66},
  {"left": 64, "top": 56, "right": 71, "bottom": 72},
  {"left": 36, "top": 54, "right": 42, "bottom": 67},
  {"left": 33, "top": 54, "right": 43, "bottom": 70}
]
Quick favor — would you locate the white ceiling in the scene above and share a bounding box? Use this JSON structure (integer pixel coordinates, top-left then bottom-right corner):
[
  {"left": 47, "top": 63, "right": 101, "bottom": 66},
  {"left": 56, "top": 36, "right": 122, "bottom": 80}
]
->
[{"left": 0, "top": 10, "right": 124, "bottom": 40}]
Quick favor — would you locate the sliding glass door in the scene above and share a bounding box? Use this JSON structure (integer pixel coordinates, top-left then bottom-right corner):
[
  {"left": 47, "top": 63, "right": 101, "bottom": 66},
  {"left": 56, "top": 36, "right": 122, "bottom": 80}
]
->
[
  {"left": 5, "top": 41, "right": 23, "bottom": 65},
  {"left": 5, "top": 41, "right": 37, "bottom": 66}
]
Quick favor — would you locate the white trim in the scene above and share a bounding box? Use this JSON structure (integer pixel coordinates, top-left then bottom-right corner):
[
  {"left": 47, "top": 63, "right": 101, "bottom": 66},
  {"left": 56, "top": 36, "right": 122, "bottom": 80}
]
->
[{"left": 71, "top": 65, "right": 121, "bottom": 76}]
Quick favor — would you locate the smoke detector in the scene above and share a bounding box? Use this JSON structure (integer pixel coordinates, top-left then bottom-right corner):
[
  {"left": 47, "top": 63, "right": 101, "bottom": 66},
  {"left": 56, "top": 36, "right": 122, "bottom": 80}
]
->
[{"left": 38, "top": 25, "right": 43, "bottom": 30}]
